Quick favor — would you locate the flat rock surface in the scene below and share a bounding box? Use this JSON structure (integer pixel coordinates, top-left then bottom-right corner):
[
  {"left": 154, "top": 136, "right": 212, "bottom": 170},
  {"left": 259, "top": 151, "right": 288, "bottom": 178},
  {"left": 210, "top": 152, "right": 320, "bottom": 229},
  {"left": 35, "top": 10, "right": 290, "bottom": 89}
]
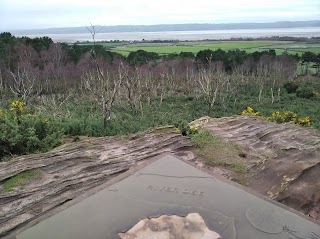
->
[
  {"left": 0, "top": 127, "right": 194, "bottom": 238},
  {"left": 15, "top": 155, "right": 320, "bottom": 239},
  {"left": 194, "top": 116, "right": 320, "bottom": 220},
  {"left": 1, "top": 117, "right": 320, "bottom": 238}
]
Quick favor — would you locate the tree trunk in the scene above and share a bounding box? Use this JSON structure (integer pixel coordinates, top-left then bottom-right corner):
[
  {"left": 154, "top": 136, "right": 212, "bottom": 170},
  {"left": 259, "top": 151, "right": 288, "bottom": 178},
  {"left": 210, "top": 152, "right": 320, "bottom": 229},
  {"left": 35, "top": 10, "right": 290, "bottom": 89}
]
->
[
  {"left": 271, "top": 87, "right": 274, "bottom": 104},
  {"left": 258, "top": 87, "right": 262, "bottom": 102}
]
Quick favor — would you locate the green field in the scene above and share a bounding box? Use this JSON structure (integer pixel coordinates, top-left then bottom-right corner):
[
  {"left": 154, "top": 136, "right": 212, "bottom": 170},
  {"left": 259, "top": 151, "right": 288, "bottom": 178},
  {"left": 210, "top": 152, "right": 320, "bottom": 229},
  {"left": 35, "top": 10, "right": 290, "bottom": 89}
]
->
[
  {"left": 257, "top": 42, "right": 320, "bottom": 54},
  {"left": 93, "top": 40, "right": 320, "bottom": 56}
]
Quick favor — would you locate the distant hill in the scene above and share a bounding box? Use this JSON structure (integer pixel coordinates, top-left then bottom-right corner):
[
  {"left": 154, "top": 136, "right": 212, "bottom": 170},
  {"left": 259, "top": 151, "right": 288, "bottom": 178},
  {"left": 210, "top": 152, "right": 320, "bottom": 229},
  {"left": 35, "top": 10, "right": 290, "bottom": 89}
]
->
[{"left": 10, "top": 20, "right": 320, "bottom": 35}]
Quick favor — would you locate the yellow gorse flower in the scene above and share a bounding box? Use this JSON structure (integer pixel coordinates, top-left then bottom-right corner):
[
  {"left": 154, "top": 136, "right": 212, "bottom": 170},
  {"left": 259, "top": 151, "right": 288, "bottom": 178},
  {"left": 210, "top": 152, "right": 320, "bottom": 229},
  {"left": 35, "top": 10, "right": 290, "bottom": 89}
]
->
[
  {"left": 240, "top": 107, "right": 311, "bottom": 127},
  {"left": 10, "top": 100, "right": 25, "bottom": 113},
  {"left": 267, "top": 110, "right": 311, "bottom": 127},
  {"left": 241, "top": 106, "right": 260, "bottom": 116},
  {"left": 297, "top": 116, "right": 311, "bottom": 126}
]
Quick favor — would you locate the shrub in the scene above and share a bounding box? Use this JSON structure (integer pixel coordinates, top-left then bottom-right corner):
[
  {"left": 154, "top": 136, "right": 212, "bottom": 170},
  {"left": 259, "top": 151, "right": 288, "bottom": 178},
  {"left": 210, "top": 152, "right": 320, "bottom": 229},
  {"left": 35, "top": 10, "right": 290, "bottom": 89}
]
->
[
  {"left": 174, "top": 120, "right": 198, "bottom": 136},
  {"left": 0, "top": 101, "right": 63, "bottom": 160},
  {"left": 241, "top": 106, "right": 261, "bottom": 116},
  {"left": 240, "top": 106, "right": 311, "bottom": 127},
  {"left": 283, "top": 81, "right": 299, "bottom": 94},
  {"left": 296, "top": 116, "right": 311, "bottom": 127},
  {"left": 296, "top": 85, "right": 315, "bottom": 99},
  {"left": 266, "top": 111, "right": 311, "bottom": 127},
  {"left": 63, "top": 118, "right": 87, "bottom": 136}
]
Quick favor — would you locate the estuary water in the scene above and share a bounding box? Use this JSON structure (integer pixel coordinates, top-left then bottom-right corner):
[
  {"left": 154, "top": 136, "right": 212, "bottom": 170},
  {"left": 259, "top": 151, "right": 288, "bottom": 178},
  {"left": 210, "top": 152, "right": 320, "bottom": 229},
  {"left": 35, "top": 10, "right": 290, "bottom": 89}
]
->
[{"left": 18, "top": 27, "right": 320, "bottom": 43}]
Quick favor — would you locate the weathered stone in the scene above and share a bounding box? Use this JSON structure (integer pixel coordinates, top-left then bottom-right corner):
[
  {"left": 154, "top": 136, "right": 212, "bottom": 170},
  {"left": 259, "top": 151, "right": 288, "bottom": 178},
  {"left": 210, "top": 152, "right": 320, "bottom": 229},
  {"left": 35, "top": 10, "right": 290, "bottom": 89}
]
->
[
  {"left": 118, "top": 213, "right": 221, "bottom": 239},
  {"left": 14, "top": 155, "right": 320, "bottom": 239},
  {"left": 1, "top": 117, "right": 320, "bottom": 238},
  {"left": 191, "top": 116, "right": 320, "bottom": 220},
  {"left": 0, "top": 127, "right": 194, "bottom": 238}
]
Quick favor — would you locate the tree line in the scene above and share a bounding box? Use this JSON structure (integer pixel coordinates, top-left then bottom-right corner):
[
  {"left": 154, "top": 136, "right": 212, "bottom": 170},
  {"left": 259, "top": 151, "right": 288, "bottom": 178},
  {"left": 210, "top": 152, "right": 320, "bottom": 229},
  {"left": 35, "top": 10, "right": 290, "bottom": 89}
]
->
[
  {"left": 0, "top": 32, "right": 319, "bottom": 158},
  {"left": 0, "top": 32, "right": 319, "bottom": 127}
]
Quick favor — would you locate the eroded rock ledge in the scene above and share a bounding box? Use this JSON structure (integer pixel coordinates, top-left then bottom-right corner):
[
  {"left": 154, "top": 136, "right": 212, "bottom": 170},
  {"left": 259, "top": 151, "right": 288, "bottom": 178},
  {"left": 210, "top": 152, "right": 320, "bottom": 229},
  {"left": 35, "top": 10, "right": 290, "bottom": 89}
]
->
[
  {"left": 0, "top": 127, "right": 193, "bottom": 238},
  {"left": 195, "top": 116, "right": 320, "bottom": 221},
  {"left": 1, "top": 116, "right": 319, "bottom": 238}
]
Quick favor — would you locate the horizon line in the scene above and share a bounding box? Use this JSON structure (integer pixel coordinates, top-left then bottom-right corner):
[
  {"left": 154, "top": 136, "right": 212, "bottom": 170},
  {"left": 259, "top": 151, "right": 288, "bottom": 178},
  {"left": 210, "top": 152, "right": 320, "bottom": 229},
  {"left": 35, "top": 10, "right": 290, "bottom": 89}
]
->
[{"left": 4, "top": 19, "right": 320, "bottom": 32}]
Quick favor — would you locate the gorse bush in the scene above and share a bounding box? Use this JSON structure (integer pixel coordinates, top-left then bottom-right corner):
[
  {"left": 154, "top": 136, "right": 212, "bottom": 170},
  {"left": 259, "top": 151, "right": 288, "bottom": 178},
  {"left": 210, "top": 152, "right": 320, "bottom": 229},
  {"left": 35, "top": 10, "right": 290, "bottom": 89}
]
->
[
  {"left": 241, "top": 106, "right": 311, "bottom": 127},
  {"left": 266, "top": 111, "right": 311, "bottom": 126},
  {"left": 241, "top": 106, "right": 261, "bottom": 116},
  {"left": 267, "top": 111, "right": 297, "bottom": 123},
  {"left": 0, "top": 100, "right": 63, "bottom": 160},
  {"left": 173, "top": 120, "right": 197, "bottom": 136}
]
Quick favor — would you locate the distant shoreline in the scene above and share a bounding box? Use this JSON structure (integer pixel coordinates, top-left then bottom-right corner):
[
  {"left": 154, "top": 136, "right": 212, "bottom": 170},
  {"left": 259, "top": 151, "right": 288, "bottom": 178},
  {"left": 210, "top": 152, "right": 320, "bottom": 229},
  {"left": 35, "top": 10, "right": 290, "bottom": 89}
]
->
[
  {"left": 14, "top": 27, "right": 320, "bottom": 43},
  {"left": 7, "top": 20, "right": 320, "bottom": 35}
]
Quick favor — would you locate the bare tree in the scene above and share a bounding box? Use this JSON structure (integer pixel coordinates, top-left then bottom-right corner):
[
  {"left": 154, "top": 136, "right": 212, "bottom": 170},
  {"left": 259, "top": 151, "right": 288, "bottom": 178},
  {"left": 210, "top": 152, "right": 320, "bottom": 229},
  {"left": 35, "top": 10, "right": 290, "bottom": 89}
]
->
[
  {"left": 5, "top": 44, "right": 41, "bottom": 101},
  {"left": 221, "top": 69, "right": 241, "bottom": 109},
  {"left": 36, "top": 91, "right": 74, "bottom": 117},
  {"left": 122, "top": 66, "right": 144, "bottom": 113},
  {"left": 83, "top": 24, "right": 124, "bottom": 128},
  {"left": 7, "top": 64, "right": 37, "bottom": 100},
  {"left": 186, "top": 66, "right": 197, "bottom": 94},
  {"left": 141, "top": 65, "right": 155, "bottom": 107},
  {"left": 197, "top": 60, "right": 226, "bottom": 114},
  {"left": 256, "top": 54, "right": 274, "bottom": 103},
  {"left": 270, "top": 55, "right": 297, "bottom": 104},
  {"left": 82, "top": 61, "right": 125, "bottom": 128}
]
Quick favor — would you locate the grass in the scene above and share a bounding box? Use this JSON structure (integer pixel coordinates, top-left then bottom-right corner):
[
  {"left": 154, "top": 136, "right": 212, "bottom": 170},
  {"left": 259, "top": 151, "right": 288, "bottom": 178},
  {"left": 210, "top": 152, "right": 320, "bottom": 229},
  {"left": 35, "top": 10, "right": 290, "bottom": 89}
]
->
[
  {"left": 78, "top": 40, "right": 320, "bottom": 56},
  {"left": 190, "top": 130, "right": 247, "bottom": 185},
  {"left": 100, "top": 40, "right": 320, "bottom": 56},
  {"left": 56, "top": 81, "right": 319, "bottom": 138},
  {"left": 253, "top": 42, "right": 320, "bottom": 55},
  {"left": 59, "top": 97, "right": 207, "bottom": 136},
  {"left": 112, "top": 41, "right": 284, "bottom": 55},
  {"left": 2, "top": 79, "right": 318, "bottom": 160},
  {"left": 3, "top": 169, "right": 43, "bottom": 191}
]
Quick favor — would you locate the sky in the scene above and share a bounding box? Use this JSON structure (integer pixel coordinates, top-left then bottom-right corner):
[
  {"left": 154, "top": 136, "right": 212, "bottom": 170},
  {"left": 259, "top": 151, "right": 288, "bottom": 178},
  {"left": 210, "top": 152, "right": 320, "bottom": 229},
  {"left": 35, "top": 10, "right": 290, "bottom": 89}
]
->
[{"left": 1, "top": 0, "right": 319, "bottom": 30}]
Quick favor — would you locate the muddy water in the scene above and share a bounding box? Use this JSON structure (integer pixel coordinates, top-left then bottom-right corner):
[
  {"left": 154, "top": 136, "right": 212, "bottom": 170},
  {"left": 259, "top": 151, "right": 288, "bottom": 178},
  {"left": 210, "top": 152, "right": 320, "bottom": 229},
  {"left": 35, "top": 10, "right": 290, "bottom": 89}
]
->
[{"left": 16, "top": 27, "right": 320, "bottom": 43}]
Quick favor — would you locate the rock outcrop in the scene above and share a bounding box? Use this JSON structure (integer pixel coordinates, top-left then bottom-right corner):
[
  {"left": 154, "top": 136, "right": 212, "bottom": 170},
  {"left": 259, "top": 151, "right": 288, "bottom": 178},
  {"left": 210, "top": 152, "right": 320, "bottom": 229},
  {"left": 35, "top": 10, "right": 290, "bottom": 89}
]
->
[
  {"left": 195, "top": 116, "right": 320, "bottom": 221},
  {"left": 1, "top": 116, "right": 319, "bottom": 237},
  {"left": 0, "top": 127, "right": 193, "bottom": 238}
]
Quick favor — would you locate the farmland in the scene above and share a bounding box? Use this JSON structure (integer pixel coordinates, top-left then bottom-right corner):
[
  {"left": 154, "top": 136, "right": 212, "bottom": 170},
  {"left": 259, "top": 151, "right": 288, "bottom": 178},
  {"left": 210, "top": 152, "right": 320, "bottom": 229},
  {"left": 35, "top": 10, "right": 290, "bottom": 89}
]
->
[{"left": 89, "top": 40, "right": 320, "bottom": 56}]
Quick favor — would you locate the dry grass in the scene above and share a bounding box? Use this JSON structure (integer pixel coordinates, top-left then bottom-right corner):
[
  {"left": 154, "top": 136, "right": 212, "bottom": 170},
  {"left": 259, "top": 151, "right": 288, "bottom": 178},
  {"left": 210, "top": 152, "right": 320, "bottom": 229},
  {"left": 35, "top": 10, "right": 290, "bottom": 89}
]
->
[{"left": 190, "top": 130, "right": 247, "bottom": 185}]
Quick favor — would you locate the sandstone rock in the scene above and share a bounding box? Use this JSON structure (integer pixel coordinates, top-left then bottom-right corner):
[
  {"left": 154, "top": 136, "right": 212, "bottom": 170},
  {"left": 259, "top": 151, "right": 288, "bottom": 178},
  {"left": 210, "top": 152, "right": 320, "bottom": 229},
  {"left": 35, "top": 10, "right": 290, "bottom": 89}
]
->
[{"left": 119, "top": 213, "right": 221, "bottom": 239}]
